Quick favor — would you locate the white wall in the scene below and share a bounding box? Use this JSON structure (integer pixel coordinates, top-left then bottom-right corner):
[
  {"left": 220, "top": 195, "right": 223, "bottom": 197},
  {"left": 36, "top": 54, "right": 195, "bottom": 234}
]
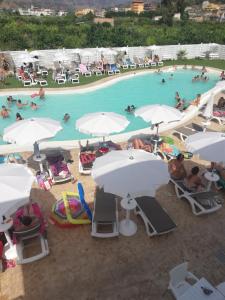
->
[{"left": 8, "top": 43, "right": 225, "bottom": 70}]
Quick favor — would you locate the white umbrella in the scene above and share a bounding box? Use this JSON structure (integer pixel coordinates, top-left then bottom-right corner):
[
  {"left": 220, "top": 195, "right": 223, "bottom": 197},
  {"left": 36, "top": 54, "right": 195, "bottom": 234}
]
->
[
  {"left": 3, "top": 118, "right": 62, "bottom": 171},
  {"left": 185, "top": 132, "right": 225, "bottom": 163},
  {"left": 18, "top": 53, "right": 38, "bottom": 64},
  {"left": 0, "top": 164, "right": 35, "bottom": 219},
  {"left": 135, "top": 104, "right": 182, "bottom": 124},
  {"left": 54, "top": 51, "right": 70, "bottom": 62},
  {"left": 30, "top": 50, "right": 41, "bottom": 57},
  {"left": 76, "top": 112, "right": 129, "bottom": 137},
  {"left": 92, "top": 150, "right": 169, "bottom": 236},
  {"left": 135, "top": 104, "right": 182, "bottom": 151},
  {"left": 147, "top": 45, "right": 160, "bottom": 51}
]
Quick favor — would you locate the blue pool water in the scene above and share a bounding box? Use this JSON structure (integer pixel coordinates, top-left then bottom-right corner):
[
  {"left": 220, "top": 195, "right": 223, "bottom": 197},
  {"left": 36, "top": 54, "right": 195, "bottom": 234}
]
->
[{"left": 0, "top": 70, "right": 218, "bottom": 144}]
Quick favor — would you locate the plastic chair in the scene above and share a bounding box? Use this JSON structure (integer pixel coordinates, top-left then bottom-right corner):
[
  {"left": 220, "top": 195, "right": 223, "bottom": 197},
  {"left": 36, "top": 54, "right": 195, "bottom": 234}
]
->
[{"left": 168, "top": 262, "right": 199, "bottom": 299}]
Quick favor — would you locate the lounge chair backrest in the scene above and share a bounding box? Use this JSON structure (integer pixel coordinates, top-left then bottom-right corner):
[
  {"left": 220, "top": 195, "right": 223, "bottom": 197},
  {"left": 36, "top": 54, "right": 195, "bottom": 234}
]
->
[
  {"left": 13, "top": 221, "right": 41, "bottom": 238},
  {"left": 169, "top": 262, "right": 188, "bottom": 286}
]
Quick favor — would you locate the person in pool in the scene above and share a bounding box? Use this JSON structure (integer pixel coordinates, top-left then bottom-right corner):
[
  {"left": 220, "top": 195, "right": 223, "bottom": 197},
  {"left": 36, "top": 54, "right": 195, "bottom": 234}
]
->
[
  {"left": 30, "top": 102, "right": 39, "bottom": 110},
  {"left": 7, "top": 96, "right": 17, "bottom": 106},
  {"left": 16, "top": 112, "right": 23, "bottom": 121},
  {"left": 161, "top": 78, "right": 166, "bottom": 83},
  {"left": 39, "top": 87, "right": 45, "bottom": 99},
  {"left": 63, "top": 113, "right": 70, "bottom": 122},
  {"left": 1, "top": 106, "right": 10, "bottom": 118},
  {"left": 16, "top": 99, "right": 28, "bottom": 109}
]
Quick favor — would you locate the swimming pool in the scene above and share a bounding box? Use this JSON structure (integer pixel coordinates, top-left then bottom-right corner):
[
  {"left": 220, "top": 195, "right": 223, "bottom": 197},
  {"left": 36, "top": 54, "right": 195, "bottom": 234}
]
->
[{"left": 0, "top": 69, "right": 219, "bottom": 145}]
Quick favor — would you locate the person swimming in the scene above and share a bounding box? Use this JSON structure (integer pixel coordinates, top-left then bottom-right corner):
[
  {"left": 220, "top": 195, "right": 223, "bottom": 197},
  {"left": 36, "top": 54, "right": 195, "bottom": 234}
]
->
[
  {"left": 16, "top": 112, "right": 23, "bottom": 121},
  {"left": 1, "top": 106, "right": 10, "bottom": 118},
  {"left": 63, "top": 113, "right": 70, "bottom": 122},
  {"left": 161, "top": 78, "right": 166, "bottom": 83},
  {"left": 125, "top": 105, "right": 136, "bottom": 113},
  {"left": 16, "top": 99, "right": 28, "bottom": 109},
  {"left": 30, "top": 102, "right": 39, "bottom": 110},
  {"left": 7, "top": 96, "right": 17, "bottom": 106}
]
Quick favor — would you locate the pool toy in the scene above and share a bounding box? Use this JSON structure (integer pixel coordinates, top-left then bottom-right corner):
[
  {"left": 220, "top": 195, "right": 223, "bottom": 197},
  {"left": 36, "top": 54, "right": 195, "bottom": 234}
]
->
[
  {"left": 31, "top": 93, "right": 39, "bottom": 98},
  {"left": 50, "top": 182, "right": 92, "bottom": 228}
]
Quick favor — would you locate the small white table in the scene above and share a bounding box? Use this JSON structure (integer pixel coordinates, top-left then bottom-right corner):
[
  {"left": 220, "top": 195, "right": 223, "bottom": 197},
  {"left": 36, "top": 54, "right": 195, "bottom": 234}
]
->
[
  {"left": 33, "top": 153, "right": 46, "bottom": 173},
  {"left": 119, "top": 197, "right": 137, "bottom": 237},
  {"left": 204, "top": 171, "right": 219, "bottom": 190},
  {"left": 179, "top": 278, "right": 225, "bottom": 300}
]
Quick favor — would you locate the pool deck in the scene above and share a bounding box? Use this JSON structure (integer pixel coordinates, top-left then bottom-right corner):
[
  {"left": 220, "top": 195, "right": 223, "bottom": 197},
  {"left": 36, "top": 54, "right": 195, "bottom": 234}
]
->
[
  {"left": 0, "top": 65, "right": 224, "bottom": 154},
  {"left": 0, "top": 114, "right": 225, "bottom": 300}
]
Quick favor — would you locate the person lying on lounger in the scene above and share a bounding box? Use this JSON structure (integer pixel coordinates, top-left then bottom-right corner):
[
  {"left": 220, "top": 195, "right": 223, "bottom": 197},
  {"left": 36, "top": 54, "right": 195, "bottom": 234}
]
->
[
  {"left": 184, "top": 166, "right": 206, "bottom": 192},
  {"left": 132, "top": 138, "right": 152, "bottom": 152},
  {"left": 168, "top": 153, "right": 187, "bottom": 180}
]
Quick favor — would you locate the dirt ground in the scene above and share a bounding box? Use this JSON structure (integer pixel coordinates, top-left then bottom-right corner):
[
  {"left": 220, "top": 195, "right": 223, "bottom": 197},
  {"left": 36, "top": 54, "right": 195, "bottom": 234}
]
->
[{"left": 0, "top": 115, "right": 225, "bottom": 300}]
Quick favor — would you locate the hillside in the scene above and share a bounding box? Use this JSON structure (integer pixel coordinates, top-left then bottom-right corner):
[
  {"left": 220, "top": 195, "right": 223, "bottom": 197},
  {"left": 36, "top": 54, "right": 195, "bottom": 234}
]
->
[{"left": 0, "top": 0, "right": 131, "bottom": 10}]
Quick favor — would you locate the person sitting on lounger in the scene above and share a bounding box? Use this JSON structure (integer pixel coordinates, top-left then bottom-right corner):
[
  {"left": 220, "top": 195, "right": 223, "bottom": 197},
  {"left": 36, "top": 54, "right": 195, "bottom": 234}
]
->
[
  {"left": 168, "top": 153, "right": 187, "bottom": 180},
  {"left": 217, "top": 97, "right": 225, "bottom": 109},
  {"left": 132, "top": 138, "right": 152, "bottom": 152},
  {"left": 184, "top": 166, "right": 206, "bottom": 192}
]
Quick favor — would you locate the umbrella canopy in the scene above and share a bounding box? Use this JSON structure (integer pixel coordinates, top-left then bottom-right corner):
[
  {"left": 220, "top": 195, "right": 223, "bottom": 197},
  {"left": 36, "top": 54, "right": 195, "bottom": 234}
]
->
[
  {"left": 0, "top": 164, "right": 35, "bottom": 219},
  {"left": 30, "top": 50, "right": 41, "bottom": 57},
  {"left": 135, "top": 104, "right": 183, "bottom": 124},
  {"left": 76, "top": 112, "right": 129, "bottom": 137},
  {"left": 3, "top": 118, "right": 62, "bottom": 145},
  {"left": 203, "top": 93, "right": 215, "bottom": 119},
  {"left": 92, "top": 149, "right": 170, "bottom": 198},
  {"left": 18, "top": 53, "right": 38, "bottom": 63},
  {"left": 185, "top": 132, "right": 225, "bottom": 162},
  {"left": 54, "top": 51, "right": 70, "bottom": 62},
  {"left": 147, "top": 45, "right": 160, "bottom": 51}
]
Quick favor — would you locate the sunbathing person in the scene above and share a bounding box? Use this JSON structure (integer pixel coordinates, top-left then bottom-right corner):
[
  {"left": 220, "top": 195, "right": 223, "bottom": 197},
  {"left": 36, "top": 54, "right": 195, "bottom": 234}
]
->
[
  {"left": 184, "top": 166, "right": 206, "bottom": 192},
  {"left": 132, "top": 138, "right": 152, "bottom": 152},
  {"left": 168, "top": 153, "right": 187, "bottom": 180}
]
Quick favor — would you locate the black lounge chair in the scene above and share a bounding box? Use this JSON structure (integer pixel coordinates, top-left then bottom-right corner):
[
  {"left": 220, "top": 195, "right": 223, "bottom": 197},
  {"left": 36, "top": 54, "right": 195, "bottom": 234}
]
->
[
  {"left": 135, "top": 196, "right": 176, "bottom": 236},
  {"left": 91, "top": 189, "right": 119, "bottom": 238},
  {"left": 172, "top": 122, "right": 215, "bottom": 141}
]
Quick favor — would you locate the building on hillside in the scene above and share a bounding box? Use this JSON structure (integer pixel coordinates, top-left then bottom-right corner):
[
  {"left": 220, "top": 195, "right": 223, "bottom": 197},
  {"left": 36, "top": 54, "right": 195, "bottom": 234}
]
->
[
  {"left": 144, "top": 3, "right": 158, "bottom": 12},
  {"left": 94, "top": 9, "right": 106, "bottom": 18},
  {"left": 93, "top": 17, "right": 114, "bottom": 26},
  {"left": 57, "top": 11, "right": 68, "bottom": 16},
  {"left": 131, "top": 0, "right": 144, "bottom": 14},
  {"left": 75, "top": 8, "right": 94, "bottom": 17},
  {"left": 203, "top": 2, "right": 220, "bottom": 12},
  {"left": 18, "top": 5, "right": 55, "bottom": 16}
]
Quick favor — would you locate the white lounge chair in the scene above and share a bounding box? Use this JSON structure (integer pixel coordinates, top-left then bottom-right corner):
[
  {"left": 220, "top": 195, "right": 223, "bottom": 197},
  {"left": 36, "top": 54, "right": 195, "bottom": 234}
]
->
[
  {"left": 133, "top": 56, "right": 144, "bottom": 68},
  {"left": 168, "top": 262, "right": 199, "bottom": 299},
  {"left": 13, "top": 220, "right": 49, "bottom": 264},
  {"left": 91, "top": 189, "right": 119, "bottom": 238},
  {"left": 135, "top": 196, "right": 176, "bottom": 236},
  {"left": 170, "top": 178, "right": 222, "bottom": 216},
  {"left": 172, "top": 122, "right": 215, "bottom": 141}
]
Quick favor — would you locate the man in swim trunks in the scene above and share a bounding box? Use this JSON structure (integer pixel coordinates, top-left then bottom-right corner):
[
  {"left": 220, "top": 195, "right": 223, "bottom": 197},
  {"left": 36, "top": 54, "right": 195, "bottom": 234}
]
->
[
  {"left": 168, "top": 153, "right": 187, "bottom": 180},
  {"left": 16, "top": 99, "right": 28, "bottom": 109}
]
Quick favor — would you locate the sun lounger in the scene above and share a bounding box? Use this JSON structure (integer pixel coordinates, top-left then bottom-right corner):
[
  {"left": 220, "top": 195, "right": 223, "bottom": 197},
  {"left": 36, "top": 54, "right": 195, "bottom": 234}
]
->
[
  {"left": 79, "top": 64, "right": 92, "bottom": 77},
  {"left": 172, "top": 122, "right": 214, "bottom": 141},
  {"left": 91, "top": 189, "right": 119, "bottom": 238},
  {"left": 78, "top": 152, "right": 96, "bottom": 175},
  {"left": 12, "top": 203, "right": 49, "bottom": 264},
  {"left": 45, "top": 151, "right": 74, "bottom": 184},
  {"left": 125, "top": 58, "right": 136, "bottom": 69},
  {"left": 110, "top": 64, "right": 120, "bottom": 74},
  {"left": 170, "top": 178, "right": 222, "bottom": 215},
  {"left": 133, "top": 56, "right": 144, "bottom": 68},
  {"left": 135, "top": 196, "right": 176, "bottom": 236},
  {"left": 139, "top": 57, "right": 149, "bottom": 68}
]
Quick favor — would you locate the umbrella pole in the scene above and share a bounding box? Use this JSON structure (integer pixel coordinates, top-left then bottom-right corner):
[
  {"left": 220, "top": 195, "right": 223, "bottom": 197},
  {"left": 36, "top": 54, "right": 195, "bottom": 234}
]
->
[{"left": 119, "top": 196, "right": 137, "bottom": 236}]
